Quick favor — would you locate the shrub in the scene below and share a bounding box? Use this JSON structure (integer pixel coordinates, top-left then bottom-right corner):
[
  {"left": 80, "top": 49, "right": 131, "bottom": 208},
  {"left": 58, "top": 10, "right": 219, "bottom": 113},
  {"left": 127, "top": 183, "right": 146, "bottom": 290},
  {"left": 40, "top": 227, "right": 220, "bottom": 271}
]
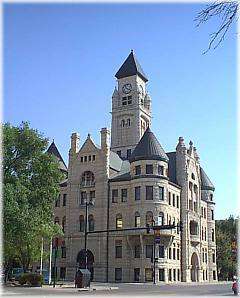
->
[{"left": 19, "top": 273, "right": 43, "bottom": 287}]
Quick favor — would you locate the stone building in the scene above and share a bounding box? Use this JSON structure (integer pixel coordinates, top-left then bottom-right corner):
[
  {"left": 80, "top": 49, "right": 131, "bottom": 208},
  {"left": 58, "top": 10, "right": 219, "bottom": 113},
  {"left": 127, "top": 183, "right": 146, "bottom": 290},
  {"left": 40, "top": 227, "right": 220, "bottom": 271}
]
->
[{"left": 50, "top": 51, "right": 217, "bottom": 283}]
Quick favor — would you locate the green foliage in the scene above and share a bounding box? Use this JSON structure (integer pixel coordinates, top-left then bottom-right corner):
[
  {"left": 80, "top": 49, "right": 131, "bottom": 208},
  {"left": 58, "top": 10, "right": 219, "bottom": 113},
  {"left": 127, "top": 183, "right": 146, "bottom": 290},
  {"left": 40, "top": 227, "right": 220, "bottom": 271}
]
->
[
  {"left": 216, "top": 215, "right": 237, "bottom": 280},
  {"left": 3, "top": 122, "right": 64, "bottom": 271},
  {"left": 19, "top": 273, "right": 43, "bottom": 286}
]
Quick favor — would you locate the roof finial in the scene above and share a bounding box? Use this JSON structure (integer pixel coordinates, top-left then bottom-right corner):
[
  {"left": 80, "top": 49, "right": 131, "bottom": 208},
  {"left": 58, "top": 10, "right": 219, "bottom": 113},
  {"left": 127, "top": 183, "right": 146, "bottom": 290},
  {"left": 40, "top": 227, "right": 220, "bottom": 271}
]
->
[
  {"left": 131, "top": 49, "right": 134, "bottom": 53},
  {"left": 52, "top": 138, "right": 55, "bottom": 143}
]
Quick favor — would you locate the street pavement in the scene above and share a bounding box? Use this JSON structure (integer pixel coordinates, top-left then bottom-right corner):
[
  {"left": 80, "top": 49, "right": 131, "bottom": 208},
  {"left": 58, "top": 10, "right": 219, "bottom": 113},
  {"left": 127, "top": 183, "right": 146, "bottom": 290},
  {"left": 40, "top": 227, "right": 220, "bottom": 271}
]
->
[{"left": 2, "top": 281, "right": 234, "bottom": 297}]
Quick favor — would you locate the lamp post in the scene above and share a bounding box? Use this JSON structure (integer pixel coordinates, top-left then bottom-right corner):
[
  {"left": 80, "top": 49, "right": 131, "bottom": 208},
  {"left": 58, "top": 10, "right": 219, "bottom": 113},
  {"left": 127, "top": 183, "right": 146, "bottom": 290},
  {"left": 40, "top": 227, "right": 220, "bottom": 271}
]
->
[{"left": 84, "top": 195, "right": 93, "bottom": 270}]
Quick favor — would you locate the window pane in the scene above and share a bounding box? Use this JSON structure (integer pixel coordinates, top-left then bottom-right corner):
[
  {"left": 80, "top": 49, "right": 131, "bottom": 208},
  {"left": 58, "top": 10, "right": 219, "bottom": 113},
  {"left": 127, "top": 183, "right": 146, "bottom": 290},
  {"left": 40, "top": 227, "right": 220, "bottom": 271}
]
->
[
  {"left": 159, "top": 269, "right": 165, "bottom": 281},
  {"left": 115, "top": 246, "right": 122, "bottom": 258},
  {"left": 159, "top": 187, "right": 164, "bottom": 200},
  {"left": 158, "top": 165, "right": 164, "bottom": 175},
  {"left": 121, "top": 189, "right": 127, "bottom": 202},
  {"left": 146, "top": 164, "right": 153, "bottom": 174},
  {"left": 146, "top": 245, "right": 153, "bottom": 258},
  {"left": 135, "top": 186, "right": 141, "bottom": 200},
  {"left": 112, "top": 189, "right": 118, "bottom": 203},
  {"left": 159, "top": 245, "right": 165, "bottom": 258}
]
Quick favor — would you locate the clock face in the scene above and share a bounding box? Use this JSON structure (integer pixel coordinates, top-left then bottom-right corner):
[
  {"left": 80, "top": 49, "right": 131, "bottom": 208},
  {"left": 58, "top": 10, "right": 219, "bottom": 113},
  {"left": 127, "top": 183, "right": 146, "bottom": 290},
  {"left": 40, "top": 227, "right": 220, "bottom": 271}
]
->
[{"left": 122, "top": 83, "right": 132, "bottom": 94}]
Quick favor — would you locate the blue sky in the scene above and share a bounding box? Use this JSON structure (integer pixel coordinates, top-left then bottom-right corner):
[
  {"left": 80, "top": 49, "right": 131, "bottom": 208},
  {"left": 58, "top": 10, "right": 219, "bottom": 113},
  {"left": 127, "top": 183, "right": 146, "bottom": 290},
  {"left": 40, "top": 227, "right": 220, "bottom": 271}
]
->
[{"left": 4, "top": 3, "right": 237, "bottom": 219}]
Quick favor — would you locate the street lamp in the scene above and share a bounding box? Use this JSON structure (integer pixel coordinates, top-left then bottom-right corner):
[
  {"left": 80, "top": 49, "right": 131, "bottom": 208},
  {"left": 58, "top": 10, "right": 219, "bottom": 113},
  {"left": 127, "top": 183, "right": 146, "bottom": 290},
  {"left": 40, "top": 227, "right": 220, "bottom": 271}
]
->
[{"left": 84, "top": 195, "right": 93, "bottom": 270}]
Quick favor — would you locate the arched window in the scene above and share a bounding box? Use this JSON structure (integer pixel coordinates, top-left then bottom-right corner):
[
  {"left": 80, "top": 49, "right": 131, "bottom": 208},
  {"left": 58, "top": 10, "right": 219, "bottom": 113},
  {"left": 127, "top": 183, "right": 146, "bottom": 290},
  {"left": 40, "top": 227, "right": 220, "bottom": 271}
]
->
[
  {"left": 54, "top": 217, "right": 59, "bottom": 224},
  {"left": 81, "top": 171, "right": 95, "bottom": 187},
  {"left": 79, "top": 215, "right": 85, "bottom": 232},
  {"left": 116, "top": 214, "right": 123, "bottom": 229},
  {"left": 191, "top": 173, "right": 195, "bottom": 180},
  {"left": 121, "top": 119, "right": 125, "bottom": 127},
  {"left": 88, "top": 214, "right": 94, "bottom": 232},
  {"left": 146, "top": 211, "right": 153, "bottom": 226},
  {"left": 158, "top": 212, "right": 164, "bottom": 226},
  {"left": 127, "top": 118, "right": 131, "bottom": 126},
  {"left": 62, "top": 216, "right": 66, "bottom": 233},
  {"left": 135, "top": 212, "right": 141, "bottom": 227}
]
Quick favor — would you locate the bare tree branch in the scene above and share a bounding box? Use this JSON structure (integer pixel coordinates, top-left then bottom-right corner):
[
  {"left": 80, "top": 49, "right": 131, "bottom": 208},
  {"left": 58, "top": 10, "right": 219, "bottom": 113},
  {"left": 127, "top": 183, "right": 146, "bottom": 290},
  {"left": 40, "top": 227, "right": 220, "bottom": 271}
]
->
[{"left": 195, "top": 1, "right": 239, "bottom": 54}]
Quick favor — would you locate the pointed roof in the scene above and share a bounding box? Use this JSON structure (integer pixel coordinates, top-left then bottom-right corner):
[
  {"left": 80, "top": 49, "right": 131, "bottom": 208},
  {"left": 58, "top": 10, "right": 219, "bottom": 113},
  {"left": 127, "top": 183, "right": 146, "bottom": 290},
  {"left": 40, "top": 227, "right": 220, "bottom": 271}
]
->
[
  {"left": 200, "top": 167, "right": 215, "bottom": 191},
  {"left": 129, "top": 127, "right": 168, "bottom": 163},
  {"left": 47, "top": 141, "right": 67, "bottom": 172},
  {"left": 115, "top": 50, "right": 148, "bottom": 82}
]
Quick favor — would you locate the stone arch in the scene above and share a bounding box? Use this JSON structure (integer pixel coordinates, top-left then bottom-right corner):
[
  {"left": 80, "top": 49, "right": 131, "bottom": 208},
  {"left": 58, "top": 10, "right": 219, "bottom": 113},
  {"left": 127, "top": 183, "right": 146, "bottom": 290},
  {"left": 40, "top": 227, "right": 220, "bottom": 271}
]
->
[
  {"left": 76, "top": 249, "right": 94, "bottom": 281},
  {"left": 191, "top": 252, "right": 199, "bottom": 282}
]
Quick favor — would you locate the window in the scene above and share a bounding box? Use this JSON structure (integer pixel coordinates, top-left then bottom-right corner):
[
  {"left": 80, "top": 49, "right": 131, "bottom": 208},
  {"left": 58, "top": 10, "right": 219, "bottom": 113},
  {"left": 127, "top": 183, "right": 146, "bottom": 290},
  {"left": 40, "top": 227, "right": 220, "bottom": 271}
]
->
[
  {"left": 121, "top": 119, "right": 125, "bottom": 127},
  {"left": 115, "top": 244, "right": 122, "bottom": 258},
  {"left": 134, "top": 245, "right": 141, "bottom": 258},
  {"left": 115, "top": 268, "right": 122, "bottom": 282},
  {"left": 213, "top": 270, "right": 216, "bottom": 280},
  {"left": 176, "top": 196, "right": 179, "bottom": 208},
  {"left": 60, "top": 267, "right": 66, "bottom": 280},
  {"left": 81, "top": 157, "right": 83, "bottom": 162},
  {"left": 202, "top": 249, "right": 205, "bottom": 262},
  {"left": 134, "top": 268, "right": 140, "bottom": 282},
  {"left": 190, "top": 221, "right": 198, "bottom": 235},
  {"left": 146, "top": 245, "right": 153, "bottom": 259},
  {"left": 127, "top": 118, "right": 131, "bottom": 126},
  {"left": 62, "top": 216, "right": 66, "bottom": 233},
  {"left": 169, "top": 269, "right": 172, "bottom": 281},
  {"left": 55, "top": 195, "right": 60, "bottom": 207},
  {"left": 158, "top": 165, "right": 164, "bottom": 175},
  {"left": 81, "top": 171, "right": 95, "bottom": 187},
  {"left": 201, "top": 227, "right": 204, "bottom": 240},
  {"left": 122, "top": 97, "right": 127, "bottom": 106},
  {"left": 121, "top": 189, "right": 127, "bottom": 202},
  {"left": 146, "top": 164, "right": 153, "bottom": 174},
  {"left": 205, "top": 251, "right": 208, "bottom": 263},
  {"left": 63, "top": 194, "right": 67, "bottom": 206},
  {"left": 127, "top": 149, "right": 131, "bottom": 159},
  {"left": 88, "top": 214, "right": 94, "bottom": 232},
  {"left": 61, "top": 244, "right": 66, "bottom": 258},
  {"left": 84, "top": 156, "right": 87, "bottom": 162},
  {"left": 81, "top": 191, "right": 86, "bottom": 205},
  {"left": 191, "top": 173, "right": 195, "bottom": 180},
  {"left": 172, "top": 194, "right": 175, "bottom": 207},
  {"left": 168, "top": 247, "right": 172, "bottom": 259},
  {"left": 146, "top": 186, "right": 153, "bottom": 200},
  {"left": 112, "top": 189, "right": 118, "bottom": 203},
  {"left": 173, "top": 246, "right": 176, "bottom": 260},
  {"left": 117, "top": 151, "right": 121, "bottom": 157},
  {"left": 92, "top": 155, "right": 96, "bottom": 161},
  {"left": 201, "top": 207, "right": 203, "bottom": 216},
  {"left": 211, "top": 210, "right": 214, "bottom": 220},
  {"left": 116, "top": 214, "right": 123, "bottom": 229},
  {"left": 159, "top": 269, "right": 165, "bottom": 281},
  {"left": 79, "top": 215, "right": 84, "bottom": 232},
  {"left": 177, "top": 247, "right": 180, "bottom": 260},
  {"left": 145, "top": 268, "right": 153, "bottom": 282},
  {"left": 159, "top": 187, "right": 164, "bottom": 201},
  {"left": 135, "top": 165, "right": 141, "bottom": 175},
  {"left": 146, "top": 211, "right": 153, "bottom": 226},
  {"left": 168, "top": 192, "right": 171, "bottom": 205},
  {"left": 158, "top": 212, "right": 164, "bottom": 226},
  {"left": 127, "top": 95, "right": 132, "bottom": 104},
  {"left": 135, "top": 186, "right": 141, "bottom": 200},
  {"left": 212, "top": 229, "right": 215, "bottom": 242},
  {"left": 135, "top": 212, "right": 141, "bottom": 227},
  {"left": 88, "top": 155, "right": 91, "bottom": 162},
  {"left": 177, "top": 269, "right": 180, "bottom": 281},
  {"left": 210, "top": 194, "right": 213, "bottom": 201},
  {"left": 212, "top": 252, "right": 216, "bottom": 263},
  {"left": 173, "top": 269, "right": 176, "bottom": 281},
  {"left": 159, "top": 245, "right": 165, "bottom": 258},
  {"left": 90, "top": 191, "right": 95, "bottom": 204},
  {"left": 204, "top": 208, "right": 206, "bottom": 219}
]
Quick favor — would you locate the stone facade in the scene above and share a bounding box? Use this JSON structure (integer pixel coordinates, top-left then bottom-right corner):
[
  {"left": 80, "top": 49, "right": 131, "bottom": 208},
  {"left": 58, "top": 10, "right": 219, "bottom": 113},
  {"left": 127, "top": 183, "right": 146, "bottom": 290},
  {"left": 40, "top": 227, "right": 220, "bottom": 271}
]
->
[{"left": 49, "top": 51, "right": 217, "bottom": 283}]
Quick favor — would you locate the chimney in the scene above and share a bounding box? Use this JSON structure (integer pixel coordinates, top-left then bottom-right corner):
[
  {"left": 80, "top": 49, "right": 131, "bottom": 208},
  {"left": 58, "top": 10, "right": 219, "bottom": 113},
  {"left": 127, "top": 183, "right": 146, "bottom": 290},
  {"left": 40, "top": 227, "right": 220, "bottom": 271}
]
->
[
  {"left": 70, "top": 132, "right": 80, "bottom": 154},
  {"left": 101, "top": 127, "right": 110, "bottom": 150}
]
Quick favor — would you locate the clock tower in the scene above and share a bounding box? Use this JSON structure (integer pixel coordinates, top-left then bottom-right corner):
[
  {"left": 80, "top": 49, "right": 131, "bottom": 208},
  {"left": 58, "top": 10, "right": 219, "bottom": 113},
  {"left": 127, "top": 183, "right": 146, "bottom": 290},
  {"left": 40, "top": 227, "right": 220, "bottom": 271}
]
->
[{"left": 110, "top": 50, "right": 152, "bottom": 159}]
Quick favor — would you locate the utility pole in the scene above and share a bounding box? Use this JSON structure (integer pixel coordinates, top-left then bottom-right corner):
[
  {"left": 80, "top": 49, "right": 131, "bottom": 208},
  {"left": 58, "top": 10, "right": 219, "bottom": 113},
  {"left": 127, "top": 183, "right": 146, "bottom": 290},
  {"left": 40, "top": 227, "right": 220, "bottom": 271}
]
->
[
  {"left": 53, "top": 238, "right": 58, "bottom": 288},
  {"left": 49, "top": 238, "right": 52, "bottom": 285},
  {"left": 40, "top": 237, "right": 44, "bottom": 275}
]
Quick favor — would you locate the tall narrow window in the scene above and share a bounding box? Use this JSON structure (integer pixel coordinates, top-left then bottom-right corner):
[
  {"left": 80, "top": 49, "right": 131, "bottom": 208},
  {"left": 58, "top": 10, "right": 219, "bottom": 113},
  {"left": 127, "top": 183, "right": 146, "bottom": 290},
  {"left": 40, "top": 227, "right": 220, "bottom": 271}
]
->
[
  {"left": 211, "top": 210, "right": 214, "bottom": 220},
  {"left": 159, "top": 187, "right": 164, "bottom": 201},
  {"left": 212, "top": 229, "right": 215, "bottom": 242},
  {"left": 159, "top": 245, "right": 165, "bottom": 258},
  {"left": 135, "top": 212, "right": 141, "bottom": 227},
  {"left": 115, "top": 241, "right": 122, "bottom": 258},
  {"left": 63, "top": 194, "right": 67, "bottom": 206},
  {"left": 176, "top": 196, "right": 179, "bottom": 208},
  {"left": 79, "top": 215, "right": 85, "bottom": 232},
  {"left": 88, "top": 214, "right": 94, "bottom": 232},
  {"left": 81, "top": 191, "right": 87, "bottom": 205},
  {"left": 172, "top": 194, "right": 175, "bottom": 206},
  {"left": 90, "top": 191, "right": 95, "bottom": 204},
  {"left": 146, "top": 245, "right": 153, "bottom": 258},
  {"left": 115, "top": 268, "right": 122, "bottom": 282},
  {"left": 112, "top": 189, "right": 118, "bottom": 203},
  {"left": 121, "top": 189, "right": 127, "bottom": 202},
  {"left": 135, "top": 186, "right": 141, "bottom": 200},
  {"left": 168, "top": 192, "right": 171, "bottom": 205},
  {"left": 62, "top": 216, "right": 66, "bottom": 233},
  {"left": 116, "top": 214, "right": 123, "bottom": 229},
  {"left": 158, "top": 212, "right": 164, "bottom": 226},
  {"left": 159, "top": 269, "right": 165, "bottom": 281},
  {"left": 146, "top": 186, "right": 153, "bottom": 200},
  {"left": 127, "top": 118, "right": 131, "bottom": 126},
  {"left": 146, "top": 211, "right": 153, "bottom": 226}
]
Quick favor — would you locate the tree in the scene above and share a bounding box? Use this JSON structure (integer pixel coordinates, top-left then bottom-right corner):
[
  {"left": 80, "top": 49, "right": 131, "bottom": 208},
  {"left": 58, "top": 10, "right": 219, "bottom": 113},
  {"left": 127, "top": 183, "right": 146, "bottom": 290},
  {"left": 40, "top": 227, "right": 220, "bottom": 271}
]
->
[
  {"left": 3, "top": 122, "right": 63, "bottom": 272},
  {"left": 216, "top": 215, "right": 237, "bottom": 280},
  {"left": 195, "top": 1, "right": 238, "bottom": 53}
]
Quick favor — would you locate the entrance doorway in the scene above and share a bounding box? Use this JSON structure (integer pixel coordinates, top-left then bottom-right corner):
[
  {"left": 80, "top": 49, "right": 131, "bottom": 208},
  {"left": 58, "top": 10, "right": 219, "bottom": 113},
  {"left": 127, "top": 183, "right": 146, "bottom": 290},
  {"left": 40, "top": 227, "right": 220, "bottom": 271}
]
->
[
  {"left": 76, "top": 249, "right": 94, "bottom": 281},
  {"left": 191, "top": 253, "right": 199, "bottom": 282}
]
